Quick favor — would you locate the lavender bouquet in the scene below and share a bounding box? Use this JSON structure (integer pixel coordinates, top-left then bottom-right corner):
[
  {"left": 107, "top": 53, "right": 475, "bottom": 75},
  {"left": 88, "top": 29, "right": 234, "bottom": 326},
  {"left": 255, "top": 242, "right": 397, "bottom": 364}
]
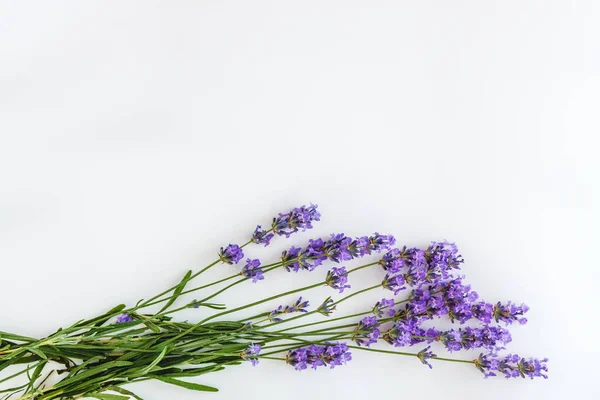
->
[{"left": 0, "top": 204, "right": 548, "bottom": 399}]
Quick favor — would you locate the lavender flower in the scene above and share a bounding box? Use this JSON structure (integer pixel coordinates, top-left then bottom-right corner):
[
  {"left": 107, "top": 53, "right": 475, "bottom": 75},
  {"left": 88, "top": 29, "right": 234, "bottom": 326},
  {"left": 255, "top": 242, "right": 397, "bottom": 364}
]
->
[
  {"left": 272, "top": 204, "right": 321, "bottom": 237},
  {"left": 281, "top": 246, "right": 308, "bottom": 272},
  {"left": 325, "top": 267, "right": 351, "bottom": 293},
  {"left": 372, "top": 298, "right": 395, "bottom": 318},
  {"left": 383, "top": 319, "right": 438, "bottom": 347},
  {"left": 397, "top": 279, "right": 479, "bottom": 324},
  {"left": 443, "top": 279, "right": 478, "bottom": 324},
  {"left": 439, "top": 326, "right": 512, "bottom": 352},
  {"left": 286, "top": 342, "right": 352, "bottom": 371},
  {"left": 426, "top": 241, "right": 464, "bottom": 276},
  {"left": 268, "top": 297, "right": 310, "bottom": 322},
  {"left": 391, "top": 241, "right": 464, "bottom": 288},
  {"left": 251, "top": 225, "right": 274, "bottom": 247},
  {"left": 352, "top": 316, "right": 381, "bottom": 347},
  {"left": 116, "top": 314, "right": 134, "bottom": 323},
  {"left": 282, "top": 232, "right": 397, "bottom": 273},
  {"left": 382, "top": 273, "right": 406, "bottom": 295},
  {"left": 380, "top": 248, "right": 405, "bottom": 273},
  {"left": 475, "top": 352, "right": 548, "bottom": 379},
  {"left": 368, "top": 233, "right": 396, "bottom": 253},
  {"left": 316, "top": 297, "right": 336, "bottom": 316},
  {"left": 493, "top": 301, "right": 529, "bottom": 325},
  {"left": 417, "top": 346, "right": 437, "bottom": 369},
  {"left": 219, "top": 244, "right": 244, "bottom": 264},
  {"left": 241, "top": 343, "right": 261, "bottom": 366},
  {"left": 471, "top": 301, "right": 494, "bottom": 324},
  {"left": 242, "top": 258, "right": 264, "bottom": 283}
]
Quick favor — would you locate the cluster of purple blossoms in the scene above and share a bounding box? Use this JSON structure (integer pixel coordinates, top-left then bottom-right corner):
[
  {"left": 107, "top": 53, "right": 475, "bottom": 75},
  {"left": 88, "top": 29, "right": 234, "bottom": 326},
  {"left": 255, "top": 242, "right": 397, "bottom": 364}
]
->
[
  {"left": 251, "top": 225, "right": 274, "bottom": 247},
  {"left": 382, "top": 273, "right": 406, "bottom": 295},
  {"left": 280, "top": 232, "right": 396, "bottom": 273},
  {"left": 241, "top": 258, "right": 264, "bottom": 283},
  {"left": 471, "top": 301, "right": 529, "bottom": 325},
  {"left": 286, "top": 342, "right": 352, "bottom": 371},
  {"left": 352, "top": 316, "right": 381, "bottom": 347},
  {"left": 219, "top": 244, "right": 244, "bottom": 264},
  {"left": 116, "top": 313, "right": 134, "bottom": 323},
  {"left": 383, "top": 319, "right": 439, "bottom": 347},
  {"left": 392, "top": 279, "right": 480, "bottom": 324},
  {"left": 492, "top": 301, "right": 529, "bottom": 325},
  {"left": 417, "top": 346, "right": 437, "bottom": 369},
  {"left": 271, "top": 204, "right": 321, "bottom": 238},
  {"left": 379, "top": 241, "right": 464, "bottom": 289},
  {"left": 241, "top": 343, "right": 262, "bottom": 366},
  {"left": 325, "top": 267, "right": 351, "bottom": 293},
  {"left": 475, "top": 352, "right": 548, "bottom": 379},
  {"left": 384, "top": 321, "right": 511, "bottom": 353},
  {"left": 372, "top": 298, "right": 395, "bottom": 318},
  {"left": 268, "top": 297, "right": 310, "bottom": 322},
  {"left": 316, "top": 297, "right": 336, "bottom": 316},
  {"left": 438, "top": 326, "right": 512, "bottom": 352}
]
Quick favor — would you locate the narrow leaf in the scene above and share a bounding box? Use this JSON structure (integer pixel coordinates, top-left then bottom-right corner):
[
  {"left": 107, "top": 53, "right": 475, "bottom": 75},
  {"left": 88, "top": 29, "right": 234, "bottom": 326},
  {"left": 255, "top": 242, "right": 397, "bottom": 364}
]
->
[
  {"left": 24, "top": 347, "right": 47, "bottom": 360},
  {"left": 53, "top": 361, "right": 133, "bottom": 389},
  {"left": 155, "top": 376, "right": 218, "bottom": 392},
  {"left": 134, "top": 346, "right": 169, "bottom": 376},
  {"left": 87, "top": 394, "right": 130, "bottom": 400},
  {"left": 159, "top": 270, "right": 192, "bottom": 314},
  {"left": 108, "top": 386, "right": 145, "bottom": 400}
]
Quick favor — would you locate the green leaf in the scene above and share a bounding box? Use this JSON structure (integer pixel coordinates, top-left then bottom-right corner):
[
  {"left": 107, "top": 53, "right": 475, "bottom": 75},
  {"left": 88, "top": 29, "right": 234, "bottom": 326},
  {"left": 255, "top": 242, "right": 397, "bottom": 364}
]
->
[
  {"left": 24, "top": 347, "right": 47, "bottom": 360},
  {"left": 0, "top": 331, "right": 36, "bottom": 342},
  {"left": 159, "top": 270, "right": 192, "bottom": 314},
  {"left": 133, "top": 346, "right": 169, "bottom": 376},
  {"left": 155, "top": 376, "right": 218, "bottom": 392},
  {"left": 25, "top": 361, "right": 47, "bottom": 394},
  {"left": 87, "top": 393, "right": 130, "bottom": 400},
  {"left": 132, "top": 314, "right": 161, "bottom": 333},
  {"left": 108, "top": 386, "right": 145, "bottom": 400},
  {"left": 53, "top": 361, "right": 133, "bottom": 389},
  {"left": 65, "top": 356, "right": 104, "bottom": 378}
]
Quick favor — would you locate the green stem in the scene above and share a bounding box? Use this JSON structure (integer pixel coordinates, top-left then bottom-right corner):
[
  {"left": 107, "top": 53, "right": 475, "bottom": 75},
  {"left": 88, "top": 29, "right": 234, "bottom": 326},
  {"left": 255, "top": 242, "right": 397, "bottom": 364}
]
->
[{"left": 347, "top": 345, "right": 475, "bottom": 364}]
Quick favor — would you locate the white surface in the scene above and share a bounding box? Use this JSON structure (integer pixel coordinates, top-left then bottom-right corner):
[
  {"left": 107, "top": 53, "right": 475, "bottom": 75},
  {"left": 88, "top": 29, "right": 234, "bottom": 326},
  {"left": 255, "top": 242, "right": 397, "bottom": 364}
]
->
[{"left": 1, "top": 1, "right": 599, "bottom": 399}]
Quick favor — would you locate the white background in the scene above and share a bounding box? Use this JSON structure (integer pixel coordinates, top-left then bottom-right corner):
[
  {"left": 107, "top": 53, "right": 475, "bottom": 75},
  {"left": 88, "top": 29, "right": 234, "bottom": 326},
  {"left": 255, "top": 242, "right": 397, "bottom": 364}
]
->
[{"left": 1, "top": 1, "right": 599, "bottom": 399}]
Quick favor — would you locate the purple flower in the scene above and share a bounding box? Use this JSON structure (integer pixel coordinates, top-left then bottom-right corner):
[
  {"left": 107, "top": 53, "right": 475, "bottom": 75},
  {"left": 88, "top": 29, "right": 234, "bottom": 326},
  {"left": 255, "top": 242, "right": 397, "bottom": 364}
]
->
[
  {"left": 325, "top": 267, "right": 351, "bottom": 293},
  {"left": 373, "top": 298, "right": 395, "bottom": 318},
  {"left": 404, "top": 247, "right": 427, "bottom": 268},
  {"left": 392, "top": 241, "right": 464, "bottom": 288},
  {"left": 380, "top": 249, "right": 405, "bottom": 273},
  {"left": 282, "top": 232, "right": 396, "bottom": 273},
  {"left": 382, "top": 273, "right": 406, "bottom": 295},
  {"left": 352, "top": 316, "right": 381, "bottom": 347},
  {"left": 281, "top": 246, "right": 307, "bottom": 272},
  {"left": 475, "top": 352, "right": 548, "bottom": 379},
  {"left": 417, "top": 346, "right": 437, "bottom": 369},
  {"left": 364, "top": 233, "right": 396, "bottom": 254},
  {"left": 286, "top": 342, "right": 352, "bottom": 371},
  {"left": 116, "top": 314, "right": 134, "bottom": 323},
  {"left": 383, "top": 319, "right": 439, "bottom": 347},
  {"left": 272, "top": 204, "right": 321, "bottom": 238},
  {"left": 472, "top": 301, "right": 494, "bottom": 324},
  {"left": 316, "top": 297, "right": 336, "bottom": 316},
  {"left": 403, "top": 265, "right": 427, "bottom": 286},
  {"left": 426, "top": 241, "right": 464, "bottom": 276},
  {"left": 493, "top": 302, "right": 529, "bottom": 325},
  {"left": 219, "top": 244, "right": 244, "bottom": 264},
  {"left": 251, "top": 225, "right": 274, "bottom": 247},
  {"left": 442, "top": 279, "right": 478, "bottom": 324},
  {"left": 241, "top": 343, "right": 262, "bottom": 366},
  {"left": 439, "top": 326, "right": 512, "bottom": 352},
  {"left": 242, "top": 258, "right": 264, "bottom": 283},
  {"left": 268, "top": 297, "right": 310, "bottom": 322}
]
